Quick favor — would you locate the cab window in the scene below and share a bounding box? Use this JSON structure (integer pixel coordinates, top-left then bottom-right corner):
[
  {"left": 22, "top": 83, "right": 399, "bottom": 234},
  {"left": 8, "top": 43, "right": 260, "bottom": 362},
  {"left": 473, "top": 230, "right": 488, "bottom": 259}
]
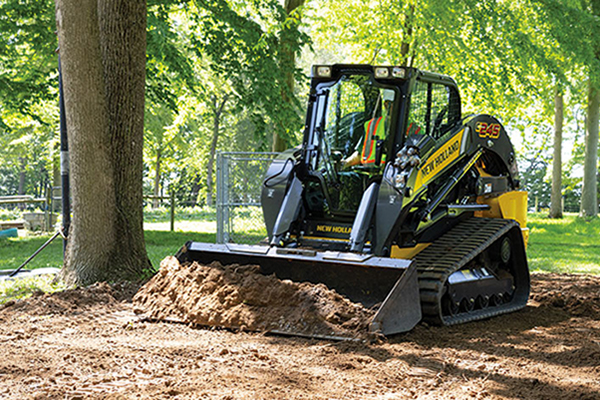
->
[{"left": 407, "top": 80, "right": 460, "bottom": 140}]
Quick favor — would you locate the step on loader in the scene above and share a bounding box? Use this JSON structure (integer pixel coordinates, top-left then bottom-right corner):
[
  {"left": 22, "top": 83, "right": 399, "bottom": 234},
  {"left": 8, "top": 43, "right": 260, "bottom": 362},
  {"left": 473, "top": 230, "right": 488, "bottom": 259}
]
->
[{"left": 175, "top": 64, "right": 530, "bottom": 338}]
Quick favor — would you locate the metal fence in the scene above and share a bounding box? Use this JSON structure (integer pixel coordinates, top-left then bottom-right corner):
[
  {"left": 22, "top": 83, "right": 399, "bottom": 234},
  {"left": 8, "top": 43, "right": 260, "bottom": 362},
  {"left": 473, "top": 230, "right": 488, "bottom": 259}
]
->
[{"left": 216, "top": 152, "right": 279, "bottom": 244}]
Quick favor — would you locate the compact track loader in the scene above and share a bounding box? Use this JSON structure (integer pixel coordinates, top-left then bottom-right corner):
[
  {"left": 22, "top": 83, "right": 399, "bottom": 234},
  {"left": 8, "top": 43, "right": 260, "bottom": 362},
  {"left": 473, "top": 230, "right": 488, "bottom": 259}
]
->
[{"left": 177, "top": 64, "right": 530, "bottom": 336}]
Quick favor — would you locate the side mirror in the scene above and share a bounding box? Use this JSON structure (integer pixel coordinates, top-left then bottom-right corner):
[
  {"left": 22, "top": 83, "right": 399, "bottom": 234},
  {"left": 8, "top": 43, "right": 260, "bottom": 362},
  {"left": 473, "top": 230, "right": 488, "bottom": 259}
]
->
[{"left": 375, "top": 139, "right": 384, "bottom": 166}]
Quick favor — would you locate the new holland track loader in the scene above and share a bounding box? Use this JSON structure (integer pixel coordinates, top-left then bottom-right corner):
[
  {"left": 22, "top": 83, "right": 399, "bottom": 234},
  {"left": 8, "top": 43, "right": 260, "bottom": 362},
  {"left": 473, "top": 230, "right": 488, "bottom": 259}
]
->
[{"left": 177, "top": 64, "right": 530, "bottom": 336}]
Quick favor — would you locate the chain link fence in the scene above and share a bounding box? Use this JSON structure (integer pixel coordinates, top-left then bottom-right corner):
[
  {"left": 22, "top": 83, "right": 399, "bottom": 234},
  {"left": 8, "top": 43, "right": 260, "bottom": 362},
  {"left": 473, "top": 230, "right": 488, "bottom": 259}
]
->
[{"left": 216, "top": 152, "right": 279, "bottom": 244}]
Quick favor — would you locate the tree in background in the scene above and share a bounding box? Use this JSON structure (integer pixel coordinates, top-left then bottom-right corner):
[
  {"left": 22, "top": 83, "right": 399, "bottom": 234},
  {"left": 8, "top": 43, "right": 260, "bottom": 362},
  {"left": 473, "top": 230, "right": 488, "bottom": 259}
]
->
[
  {"left": 579, "top": 0, "right": 600, "bottom": 218},
  {"left": 581, "top": 79, "right": 600, "bottom": 218},
  {"left": 532, "top": 0, "right": 600, "bottom": 218},
  {"left": 195, "top": 0, "right": 308, "bottom": 152},
  {"left": 144, "top": 103, "right": 176, "bottom": 208},
  {"left": 308, "top": 0, "right": 597, "bottom": 214},
  {"left": 55, "top": 0, "right": 150, "bottom": 284},
  {"left": 550, "top": 85, "right": 564, "bottom": 218},
  {"left": 273, "top": 0, "right": 306, "bottom": 152}
]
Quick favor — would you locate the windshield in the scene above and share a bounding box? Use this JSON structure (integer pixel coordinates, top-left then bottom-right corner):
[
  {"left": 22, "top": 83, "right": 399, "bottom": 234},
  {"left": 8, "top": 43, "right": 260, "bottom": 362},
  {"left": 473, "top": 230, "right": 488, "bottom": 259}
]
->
[
  {"left": 307, "top": 74, "right": 399, "bottom": 214},
  {"left": 320, "top": 75, "right": 397, "bottom": 163}
]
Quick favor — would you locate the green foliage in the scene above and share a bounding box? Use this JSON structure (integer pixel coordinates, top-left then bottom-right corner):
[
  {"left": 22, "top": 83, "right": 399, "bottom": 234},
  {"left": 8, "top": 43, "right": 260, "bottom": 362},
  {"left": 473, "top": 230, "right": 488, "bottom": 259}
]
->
[
  {"left": 0, "top": 0, "right": 57, "bottom": 125},
  {"left": 191, "top": 0, "right": 308, "bottom": 146},
  {"left": 0, "top": 208, "right": 21, "bottom": 221},
  {"left": 147, "top": 1, "right": 199, "bottom": 109}
]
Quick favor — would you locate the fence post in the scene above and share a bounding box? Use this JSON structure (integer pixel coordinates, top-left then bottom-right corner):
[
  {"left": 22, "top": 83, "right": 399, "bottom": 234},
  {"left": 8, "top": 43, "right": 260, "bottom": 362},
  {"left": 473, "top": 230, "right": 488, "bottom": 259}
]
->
[
  {"left": 216, "top": 152, "right": 224, "bottom": 243},
  {"left": 170, "top": 190, "right": 175, "bottom": 232}
]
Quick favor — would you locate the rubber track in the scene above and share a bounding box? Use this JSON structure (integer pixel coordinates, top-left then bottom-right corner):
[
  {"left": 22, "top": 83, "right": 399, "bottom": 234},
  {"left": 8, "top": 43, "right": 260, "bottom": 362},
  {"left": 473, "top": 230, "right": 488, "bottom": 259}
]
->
[{"left": 415, "top": 217, "right": 529, "bottom": 326}]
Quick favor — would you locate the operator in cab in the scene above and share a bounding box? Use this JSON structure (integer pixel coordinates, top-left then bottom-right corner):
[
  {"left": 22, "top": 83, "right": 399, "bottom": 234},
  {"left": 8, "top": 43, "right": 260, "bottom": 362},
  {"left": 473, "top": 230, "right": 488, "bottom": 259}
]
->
[{"left": 341, "top": 89, "right": 395, "bottom": 169}]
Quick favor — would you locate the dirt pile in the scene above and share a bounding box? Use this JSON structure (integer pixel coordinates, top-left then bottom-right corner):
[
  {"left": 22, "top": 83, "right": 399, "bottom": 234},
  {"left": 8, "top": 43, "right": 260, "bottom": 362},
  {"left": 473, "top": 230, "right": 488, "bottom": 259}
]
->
[
  {"left": 530, "top": 273, "right": 600, "bottom": 318},
  {"left": 1, "top": 271, "right": 600, "bottom": 399},
  {"left": 133, "top": 257, "right": 376, "bottom": 339},
  {"left": 0, "top": 281, "right": 137, "bottom": 316}
]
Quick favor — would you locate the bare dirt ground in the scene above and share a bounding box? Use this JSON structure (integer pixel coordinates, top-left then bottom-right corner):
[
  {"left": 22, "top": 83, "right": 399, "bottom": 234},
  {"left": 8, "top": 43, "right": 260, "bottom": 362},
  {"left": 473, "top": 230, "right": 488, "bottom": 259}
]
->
[{"left": 0, "top": 264, "right": 599, "bottom": 399}]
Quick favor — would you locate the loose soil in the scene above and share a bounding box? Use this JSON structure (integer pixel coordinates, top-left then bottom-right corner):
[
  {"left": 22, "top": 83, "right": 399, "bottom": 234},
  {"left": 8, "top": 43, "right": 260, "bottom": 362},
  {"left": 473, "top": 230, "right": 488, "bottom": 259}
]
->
[
  {"left": 133, "top": 258, "right": 376, "bottom": 340},
  {"left": 0, "top": 260, "right": 599, "bottom": 399}
]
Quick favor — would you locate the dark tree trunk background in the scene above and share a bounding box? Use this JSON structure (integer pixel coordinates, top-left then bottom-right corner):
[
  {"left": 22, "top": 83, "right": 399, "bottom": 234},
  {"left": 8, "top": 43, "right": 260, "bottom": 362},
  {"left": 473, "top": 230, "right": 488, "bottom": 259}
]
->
[
  {"left": 550, "top": 87, "right": 563, "bottom": 219},
  {"left": 580, "top": 80, "right": 599, "bottom": 218}
]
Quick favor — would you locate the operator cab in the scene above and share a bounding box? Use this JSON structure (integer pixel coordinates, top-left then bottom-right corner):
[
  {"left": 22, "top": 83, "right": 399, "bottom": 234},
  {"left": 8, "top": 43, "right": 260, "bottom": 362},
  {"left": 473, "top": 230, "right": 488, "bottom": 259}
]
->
[{"left": 301, "top": 64, "right": 461, "bottom": 220}]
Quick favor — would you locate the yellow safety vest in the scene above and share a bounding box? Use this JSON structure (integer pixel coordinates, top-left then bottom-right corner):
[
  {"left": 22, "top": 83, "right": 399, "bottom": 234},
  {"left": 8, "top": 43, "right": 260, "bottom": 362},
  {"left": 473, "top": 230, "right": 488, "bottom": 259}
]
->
[{"left": 361, "top": 117, "right": 386, "bottom": 164}]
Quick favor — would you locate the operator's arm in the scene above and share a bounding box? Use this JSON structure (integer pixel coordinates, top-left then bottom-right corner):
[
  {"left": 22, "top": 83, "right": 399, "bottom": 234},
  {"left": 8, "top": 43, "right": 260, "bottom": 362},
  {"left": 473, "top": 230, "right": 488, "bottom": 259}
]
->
[{"left": 341, "top": 151, "right": 360, "bottom": 170}]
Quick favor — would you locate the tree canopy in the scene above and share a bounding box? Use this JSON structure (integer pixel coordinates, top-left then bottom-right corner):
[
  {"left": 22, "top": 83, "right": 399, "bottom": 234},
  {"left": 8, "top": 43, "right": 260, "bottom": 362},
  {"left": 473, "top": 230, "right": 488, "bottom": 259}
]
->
[{"left": 1, "top": 0, "right": 600, "bottom": 280}]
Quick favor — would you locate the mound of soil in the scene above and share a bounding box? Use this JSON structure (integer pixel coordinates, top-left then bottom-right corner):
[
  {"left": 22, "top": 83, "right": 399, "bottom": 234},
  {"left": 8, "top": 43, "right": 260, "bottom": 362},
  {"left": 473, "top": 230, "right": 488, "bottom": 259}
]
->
[
  {"left": 530, "top": 273, "right": 600, "bottom": 318},
  {"left": 133, "top": 257, "right": 376, "bottom": 339}
]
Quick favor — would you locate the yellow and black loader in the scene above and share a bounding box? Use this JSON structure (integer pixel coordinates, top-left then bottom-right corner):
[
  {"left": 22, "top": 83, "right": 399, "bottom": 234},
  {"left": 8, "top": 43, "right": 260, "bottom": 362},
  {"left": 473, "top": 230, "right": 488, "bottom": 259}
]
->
[{"left": 177, "top": 64, "right": 530, "bottom": 337}]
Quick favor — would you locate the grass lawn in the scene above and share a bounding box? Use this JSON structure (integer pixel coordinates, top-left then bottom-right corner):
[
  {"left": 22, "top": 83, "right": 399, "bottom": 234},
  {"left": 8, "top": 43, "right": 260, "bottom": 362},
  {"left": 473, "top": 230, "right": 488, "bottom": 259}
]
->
[
  {"left": 1, "top": 211, "right": 598, "bottom": 276},
  {"left": 0, "top": 230, "right": 218, "bottom": 271},
  {"left": 527, "top": 212, "right": 600, "bottom": 275}
]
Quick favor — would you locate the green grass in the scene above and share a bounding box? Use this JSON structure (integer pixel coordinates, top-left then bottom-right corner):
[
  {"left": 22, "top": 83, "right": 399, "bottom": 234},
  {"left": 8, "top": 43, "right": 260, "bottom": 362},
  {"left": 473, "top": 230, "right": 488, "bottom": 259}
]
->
[
  {"left": 527, "top": 212, "right": 600, "bottom": 275},
  {"left": 1, "top": 211, "right": 599, "bottom": 276},
  {"left": 0, "top": 230, "right": 218, "bottom": 271},
  {"left": 0, "top": 275, "right": 66, "bottom": 305},
  {"left": 0, "top": 234, "right": 64, "bottom": 270},
  {"left": 144, "top": 230, "right": 216, "bottom": 267}
]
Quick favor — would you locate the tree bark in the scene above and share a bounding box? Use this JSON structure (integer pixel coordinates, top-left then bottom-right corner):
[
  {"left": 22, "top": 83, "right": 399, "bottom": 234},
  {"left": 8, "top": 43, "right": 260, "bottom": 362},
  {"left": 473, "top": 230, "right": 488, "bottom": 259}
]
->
[
  {"left": 549, "top": 87, "right": 563, "bottom": 218},
  {"left": 400, "top": 3, "right": 415, "bottom": 66},
  {"left": 272, "top": 0, "right": 305, "bottom": 153},
  {"left": 56, "top": 0, "right": 150, "bottom": 285},
  {"left": 206, "top": 94, "right": 228, "bottom": 207},
  {"left": 580, "top": 79, "right": 600, "bottom": 218}
]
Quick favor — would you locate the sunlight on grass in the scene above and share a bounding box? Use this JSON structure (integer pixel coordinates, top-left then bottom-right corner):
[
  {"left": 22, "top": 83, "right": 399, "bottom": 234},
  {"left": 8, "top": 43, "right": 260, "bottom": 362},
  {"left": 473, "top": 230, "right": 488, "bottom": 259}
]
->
[
  {"left": 0, "top": 235, "right": 63, "bottom": 270},
  {"left": 527, "top": 212, "right": 600, "bottom": 275},
  {"left": 0, "top": 275, "right": 67, "bottom": 305}
]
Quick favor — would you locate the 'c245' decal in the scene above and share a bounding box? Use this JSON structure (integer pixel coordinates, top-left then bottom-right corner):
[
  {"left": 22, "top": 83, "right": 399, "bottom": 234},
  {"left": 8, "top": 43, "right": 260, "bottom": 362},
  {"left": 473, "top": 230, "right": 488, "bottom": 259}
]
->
[{"left": 476, "top": 122, "right": 501, "bottom": 139}]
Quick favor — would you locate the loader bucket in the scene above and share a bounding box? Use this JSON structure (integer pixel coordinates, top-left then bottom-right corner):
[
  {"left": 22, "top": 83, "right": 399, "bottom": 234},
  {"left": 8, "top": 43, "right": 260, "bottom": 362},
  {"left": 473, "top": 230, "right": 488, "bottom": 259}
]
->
[{"left": 175, "top": 242, "right": 422, "bottom": 336}]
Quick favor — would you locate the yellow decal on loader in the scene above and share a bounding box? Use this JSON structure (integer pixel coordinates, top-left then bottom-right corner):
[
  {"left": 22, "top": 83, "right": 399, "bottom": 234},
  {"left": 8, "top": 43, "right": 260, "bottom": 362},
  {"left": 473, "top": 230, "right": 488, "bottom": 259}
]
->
[
  {"left": 415, "top": 130, "right": 463, "bottom": 189},
  {"left": 315, "top": 224, "right": 352, "bottom": 234}
]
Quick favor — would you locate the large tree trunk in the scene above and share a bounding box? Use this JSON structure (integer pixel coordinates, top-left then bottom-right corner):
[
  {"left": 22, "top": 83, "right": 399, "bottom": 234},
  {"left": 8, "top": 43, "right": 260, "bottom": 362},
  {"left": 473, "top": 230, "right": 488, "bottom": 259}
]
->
[
  {"left": 56, "top": 0, "right": 150, "bottom": 285},
  {"left": 580, "top": 79, "right": 599, "bottom": 218},
  {"left": 272, "top": 0, "right": 305, "bottom": 152},
  {"left": 99, "top": 0, "right": 150, "bottom": 277},
  {"left": 549, "top": 87, "right": 563, "bottom": 218},
  {"left": 206, "top": 94, "right": 228, "bottom": 207}
]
